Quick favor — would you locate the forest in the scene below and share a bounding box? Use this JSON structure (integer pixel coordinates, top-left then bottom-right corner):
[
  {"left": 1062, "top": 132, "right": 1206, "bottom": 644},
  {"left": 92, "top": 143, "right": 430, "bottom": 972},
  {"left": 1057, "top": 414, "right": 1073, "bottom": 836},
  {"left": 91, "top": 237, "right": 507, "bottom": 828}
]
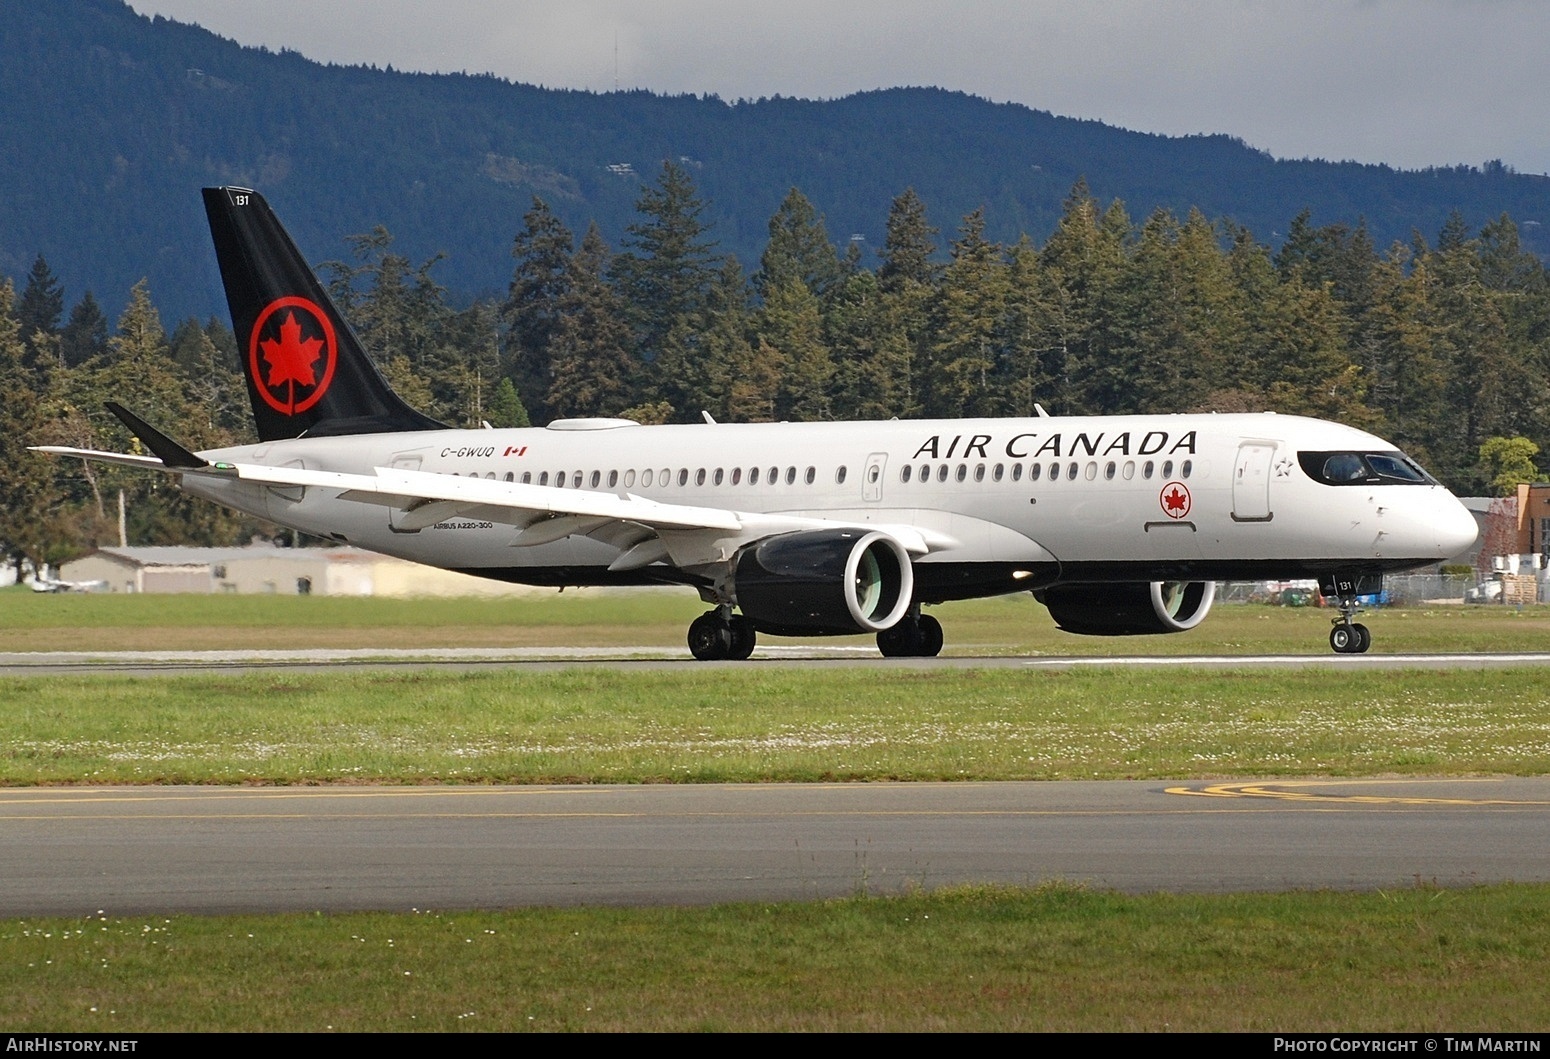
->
[{"left": 2, "top": 164, "right": 1546, "bottom": 573}]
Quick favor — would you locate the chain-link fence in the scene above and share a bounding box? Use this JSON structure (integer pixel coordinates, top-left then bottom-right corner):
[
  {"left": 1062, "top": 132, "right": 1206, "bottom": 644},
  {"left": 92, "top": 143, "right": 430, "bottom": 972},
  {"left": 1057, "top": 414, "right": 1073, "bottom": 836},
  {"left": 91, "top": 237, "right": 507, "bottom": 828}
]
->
[{"left": 1218, "top": 573, "right": 1527, "bottom": 606}]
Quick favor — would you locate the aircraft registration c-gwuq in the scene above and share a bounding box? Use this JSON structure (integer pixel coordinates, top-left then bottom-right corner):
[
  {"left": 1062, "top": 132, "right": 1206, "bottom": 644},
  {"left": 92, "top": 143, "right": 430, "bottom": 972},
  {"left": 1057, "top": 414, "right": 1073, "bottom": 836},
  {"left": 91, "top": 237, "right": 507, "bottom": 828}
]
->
[{"left": 35, "top": 188, "right": 1480, "bottom": 659}]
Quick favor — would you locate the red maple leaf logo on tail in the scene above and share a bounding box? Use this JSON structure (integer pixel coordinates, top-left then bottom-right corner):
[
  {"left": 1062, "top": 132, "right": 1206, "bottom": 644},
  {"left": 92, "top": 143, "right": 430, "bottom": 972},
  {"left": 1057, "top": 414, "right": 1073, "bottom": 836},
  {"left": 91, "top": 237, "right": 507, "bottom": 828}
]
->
[
  {"left": 248, "top": 297, "right": 338, "bottom": 416},
  {"left": 260, "top": 310, "right": 324, "bottom": 388}
]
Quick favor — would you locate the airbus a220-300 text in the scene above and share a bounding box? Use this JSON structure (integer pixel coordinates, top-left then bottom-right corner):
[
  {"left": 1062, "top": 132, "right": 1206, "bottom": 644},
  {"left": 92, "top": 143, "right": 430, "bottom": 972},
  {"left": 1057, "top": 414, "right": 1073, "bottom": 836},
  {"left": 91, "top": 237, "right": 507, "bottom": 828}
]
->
[{"left": 36, "top": 188, "right": 1479, "bottom": 659}]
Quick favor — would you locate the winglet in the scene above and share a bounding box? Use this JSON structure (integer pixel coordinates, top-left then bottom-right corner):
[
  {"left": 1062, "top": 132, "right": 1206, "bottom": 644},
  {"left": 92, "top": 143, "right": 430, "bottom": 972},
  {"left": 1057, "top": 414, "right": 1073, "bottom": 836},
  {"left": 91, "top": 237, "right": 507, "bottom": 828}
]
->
[{"left": 104, "top": 402, "right": 209, "bottom": 470}]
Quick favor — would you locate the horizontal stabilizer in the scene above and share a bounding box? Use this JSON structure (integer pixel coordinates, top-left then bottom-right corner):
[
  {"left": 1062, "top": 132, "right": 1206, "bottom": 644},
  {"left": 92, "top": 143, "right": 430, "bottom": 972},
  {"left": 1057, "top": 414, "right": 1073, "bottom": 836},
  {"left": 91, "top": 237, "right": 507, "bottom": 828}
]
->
[{"left": 105, "top": 402, "right": 208, "bottom": 469}]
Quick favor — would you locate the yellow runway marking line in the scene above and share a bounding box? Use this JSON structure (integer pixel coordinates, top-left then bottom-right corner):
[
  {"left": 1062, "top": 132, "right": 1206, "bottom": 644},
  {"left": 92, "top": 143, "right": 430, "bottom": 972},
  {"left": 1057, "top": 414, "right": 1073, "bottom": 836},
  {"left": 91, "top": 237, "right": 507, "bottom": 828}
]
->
[{"left": 1167, "top": 779, "right": 1550, "bottom": 806}]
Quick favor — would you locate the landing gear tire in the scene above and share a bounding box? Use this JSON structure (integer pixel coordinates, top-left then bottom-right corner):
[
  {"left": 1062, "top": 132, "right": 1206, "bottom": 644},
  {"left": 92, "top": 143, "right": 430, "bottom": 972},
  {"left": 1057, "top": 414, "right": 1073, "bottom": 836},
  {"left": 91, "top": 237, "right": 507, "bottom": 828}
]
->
[
  {"left": 688, "top": 612, "right": 733, "bottom": 661},
  {"left": 877, "top": 621, "right": 921, "bottom": 658},
  {"left": 876, "top": 614, "right": 944, "bottom": 658},
  {"left": 728, "top": 615, "right": 757, "bottom": 660},
  {"left": 917, "top": 614, "right": 944, "bottom": 657},
  {"left": 1329, "top": 622, "right": 1372, "bottom": 655},
  {"left": 1351, "top": 622, "right": 1371, "bottom": 653}
]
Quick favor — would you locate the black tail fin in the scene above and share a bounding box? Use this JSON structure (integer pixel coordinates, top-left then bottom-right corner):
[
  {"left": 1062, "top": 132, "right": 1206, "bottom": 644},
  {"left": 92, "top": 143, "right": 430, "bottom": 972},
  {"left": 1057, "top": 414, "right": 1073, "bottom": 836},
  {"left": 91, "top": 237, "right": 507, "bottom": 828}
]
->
[{"left": 202, "top": 187, "right": 447, "bottom": 442}]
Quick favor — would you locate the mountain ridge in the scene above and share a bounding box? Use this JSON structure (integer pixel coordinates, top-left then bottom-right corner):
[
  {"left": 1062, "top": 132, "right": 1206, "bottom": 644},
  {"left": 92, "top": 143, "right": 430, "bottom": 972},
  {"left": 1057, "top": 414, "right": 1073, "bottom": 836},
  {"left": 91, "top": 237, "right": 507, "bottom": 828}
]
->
[{"left": 4, "top": 0, "right": 1546, "bottom": 321}]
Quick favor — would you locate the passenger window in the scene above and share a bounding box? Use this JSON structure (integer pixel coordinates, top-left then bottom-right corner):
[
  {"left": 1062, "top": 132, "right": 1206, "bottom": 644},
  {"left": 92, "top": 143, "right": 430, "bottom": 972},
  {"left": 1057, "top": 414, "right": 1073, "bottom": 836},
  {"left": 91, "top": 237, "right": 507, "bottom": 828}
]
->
[
  {"left": 695, "top": 468, "right": 706, "bottom": 486},
  {"left": 1011, "top": 463, "right": 1023, "bottom": 482},
  {"left": 750, "top": 467, "right": 760, "bottom": 485},
  {"left": 1049, "top": 463, "right": 1060, "bottom": 481},
  {"left": 1181, "top": 460, "right": 1193, "bottom": 479},
  {"left": 937, "top": 464, "right": 950, "bottom": 483},
  {"left": 1162, "top": 460, "right": 1174, "bottom": 479},
  {"left": 538, "top": 471, "right": 549, "bottom": 486},
  {"left": 521, "top": 471, "right": 532, "bottom": 485},
  {"left": 805, "top": 466, "right": 816, "bottom": 485},
  {"left": 503, "top": 472, "right": 513, "bottom": 483},
  {"left": 713, "top": 468, "right": 723, "bottom": 486},
  {"left": 836, "top": 466, "right": 847, "bottom": 485},
  {"left": 1068, "top": 461, "right": 1079, "bottom": 480},
  {"left": 1104, "top": 462, "right": 1115, "bottom": 480},
  {"left": 901, "top": 465, "right": 912, "bottom": 483},
  {"left": 590, "top": 471, "right": 601, "bottom": 488},
  {"left": 572, "top": 472, "right": 583, "bottom": 488},
  {"left": 624, "top": 469, "right": 635, "bottom": 488},
  {"left": 678, "top": 469, "right": 689, "bottom": 487},
  {"left": 956, "top": 464, "right": 968, "bottom": 482},
  {"left": 769, "top": 466, "right": 779, "bottom": 484},
  {"left": 731, "top": 467, "right": 741, "bottom": 485},
  {"left": 1143, "top": 461, "right": 1154, "bottom": 480},
  {"left": 1122, "top": 461, "right": 1135, "bottom": 481},
  {"left": 974, "top": 464, "right": 986, "bottom": 482},
  {"left": 608, "top": 470, "right": 619, "bottom": 488},
  {"left": 785, "top": 467, "right": 797, "bottom": 485},
  {"left": 642, "top": 469, "right": 654, "bottom": 487}
]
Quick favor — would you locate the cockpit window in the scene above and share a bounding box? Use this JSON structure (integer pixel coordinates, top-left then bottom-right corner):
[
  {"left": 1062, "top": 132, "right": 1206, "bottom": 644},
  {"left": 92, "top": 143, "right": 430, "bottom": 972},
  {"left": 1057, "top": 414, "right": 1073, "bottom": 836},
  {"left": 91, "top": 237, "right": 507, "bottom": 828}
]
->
[{"left": 1298, "top": 450, "right": 1436, "bottom": 486}]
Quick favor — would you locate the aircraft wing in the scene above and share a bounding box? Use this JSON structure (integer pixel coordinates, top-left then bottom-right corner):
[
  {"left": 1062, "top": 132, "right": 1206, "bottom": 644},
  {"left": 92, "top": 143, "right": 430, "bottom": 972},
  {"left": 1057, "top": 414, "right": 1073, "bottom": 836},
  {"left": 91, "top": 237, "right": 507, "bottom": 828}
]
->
[{"left": 32, "top": 446, "right": 952, "bottom": 569}]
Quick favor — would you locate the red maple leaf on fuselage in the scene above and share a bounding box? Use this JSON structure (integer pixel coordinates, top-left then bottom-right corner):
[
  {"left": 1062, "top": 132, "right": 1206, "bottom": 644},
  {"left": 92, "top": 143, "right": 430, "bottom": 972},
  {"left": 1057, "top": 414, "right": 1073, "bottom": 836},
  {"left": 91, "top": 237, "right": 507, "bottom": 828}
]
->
[
  {"left": 260, "top": 310, "right": 324, "bottom": 389},
  {"left": 1163, "top": 486, "right": 1188, "bottom": 513}
]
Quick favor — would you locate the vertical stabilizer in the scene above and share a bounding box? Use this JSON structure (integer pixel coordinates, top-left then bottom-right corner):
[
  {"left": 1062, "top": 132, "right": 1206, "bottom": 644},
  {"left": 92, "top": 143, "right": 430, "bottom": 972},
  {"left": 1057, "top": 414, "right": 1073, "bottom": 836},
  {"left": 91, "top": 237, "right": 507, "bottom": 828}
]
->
[{"left": 202, "top": 186, "right": 446, "bottom": 441}]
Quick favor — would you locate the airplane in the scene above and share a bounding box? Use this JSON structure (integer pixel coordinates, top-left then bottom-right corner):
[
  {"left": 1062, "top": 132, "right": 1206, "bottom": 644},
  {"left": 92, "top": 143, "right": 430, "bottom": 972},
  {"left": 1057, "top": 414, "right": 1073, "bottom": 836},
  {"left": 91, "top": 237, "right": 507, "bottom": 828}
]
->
[{"left": 34, "top": 187, "right": 1480, "bottom": 659}]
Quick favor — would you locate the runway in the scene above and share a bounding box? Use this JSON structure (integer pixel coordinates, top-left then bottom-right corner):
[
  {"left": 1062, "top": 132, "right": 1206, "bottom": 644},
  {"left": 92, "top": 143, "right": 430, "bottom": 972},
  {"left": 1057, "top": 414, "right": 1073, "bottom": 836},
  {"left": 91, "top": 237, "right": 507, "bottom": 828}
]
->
[
  {"left": 3, "top": 778, "right": 1548, "bottom": 916},
  {"left": 5, "top": 646, "right": 1550, "bottom": 676}
]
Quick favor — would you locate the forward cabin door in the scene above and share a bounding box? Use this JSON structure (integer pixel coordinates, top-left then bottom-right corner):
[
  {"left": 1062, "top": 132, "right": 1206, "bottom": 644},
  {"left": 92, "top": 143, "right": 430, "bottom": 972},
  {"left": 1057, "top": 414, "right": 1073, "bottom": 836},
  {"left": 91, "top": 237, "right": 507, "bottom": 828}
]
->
[{"left": 1232, "top": 441, "right": 1276, "bottom": 522}]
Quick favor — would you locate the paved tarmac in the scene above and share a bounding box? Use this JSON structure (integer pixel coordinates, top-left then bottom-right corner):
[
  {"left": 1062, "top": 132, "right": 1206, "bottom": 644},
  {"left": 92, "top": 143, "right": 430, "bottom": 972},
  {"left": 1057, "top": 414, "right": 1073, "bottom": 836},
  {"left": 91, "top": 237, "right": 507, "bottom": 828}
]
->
[
  {"left": 4, "top": 646, "right": 1550, "bottom": 676},
  {"left": 3, "top": 778, "right": 1548, "bottom": 915}
]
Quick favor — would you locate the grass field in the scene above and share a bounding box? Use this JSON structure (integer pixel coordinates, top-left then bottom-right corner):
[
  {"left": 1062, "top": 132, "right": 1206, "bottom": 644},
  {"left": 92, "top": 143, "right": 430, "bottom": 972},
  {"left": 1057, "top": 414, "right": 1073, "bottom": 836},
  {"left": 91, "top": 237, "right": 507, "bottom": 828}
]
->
[
  {"left": 5, "top": 666, "right": 1550, "bottom": 784},
  {"left": 5, "top": 885, "right": 1549, "bottom": 1031},
  {"left": 3, "top": 591, "right": 1548, "bottom": 1031}
]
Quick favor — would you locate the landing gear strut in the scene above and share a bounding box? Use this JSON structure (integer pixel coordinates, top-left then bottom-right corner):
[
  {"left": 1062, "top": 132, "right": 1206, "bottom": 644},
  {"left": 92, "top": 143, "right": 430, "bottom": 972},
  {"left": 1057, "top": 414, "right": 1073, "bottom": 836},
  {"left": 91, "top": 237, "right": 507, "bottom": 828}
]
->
[
  {"left": 1319, "top": 573, "right": 1377, "bottom": 654},
  {"left": 876, "top": 612, "right": 944, "bottom": 658},
  {"left": 687, "top": 609, "right": 756, "bottom": 661}
]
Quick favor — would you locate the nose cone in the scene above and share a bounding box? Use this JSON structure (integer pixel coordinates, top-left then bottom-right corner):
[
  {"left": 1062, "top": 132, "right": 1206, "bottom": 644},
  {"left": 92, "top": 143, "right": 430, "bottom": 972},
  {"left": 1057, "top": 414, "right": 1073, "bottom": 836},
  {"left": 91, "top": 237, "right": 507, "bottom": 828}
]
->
[{"left": 1435, "top": 492, "right": 1480, "bottom": 560}]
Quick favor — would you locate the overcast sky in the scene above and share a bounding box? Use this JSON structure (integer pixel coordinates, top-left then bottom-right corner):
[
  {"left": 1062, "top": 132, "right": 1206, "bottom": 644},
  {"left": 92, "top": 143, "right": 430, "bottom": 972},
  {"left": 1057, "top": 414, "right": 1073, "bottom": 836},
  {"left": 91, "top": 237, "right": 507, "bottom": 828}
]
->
[{"left": 128, "top": 1, "right": 1550, "bottom": 176}]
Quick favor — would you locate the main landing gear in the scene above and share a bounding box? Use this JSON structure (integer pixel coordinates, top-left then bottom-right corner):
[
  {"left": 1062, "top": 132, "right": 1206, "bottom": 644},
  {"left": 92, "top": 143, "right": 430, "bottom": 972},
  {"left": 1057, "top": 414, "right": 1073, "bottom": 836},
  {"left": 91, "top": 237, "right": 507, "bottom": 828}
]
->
[
  {"left": 1320, "top": 573, "right": 1377, "bottom": 654},
  {"left": 687, "top": 609, "right": 757, "bottom": 661},
  {"left": 876, "top": 612, "right": 944, "bottom": 658},
  {"left": 685, "top": 609, "right": 945, "bottom": 660}
]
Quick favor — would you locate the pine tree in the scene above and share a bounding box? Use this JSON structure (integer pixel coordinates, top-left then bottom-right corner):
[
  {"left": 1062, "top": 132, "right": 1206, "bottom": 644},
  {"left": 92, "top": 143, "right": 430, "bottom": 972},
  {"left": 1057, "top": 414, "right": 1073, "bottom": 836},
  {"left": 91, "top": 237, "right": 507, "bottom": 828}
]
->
[
  {"left": 696, "top": 257, "right": 766, "bottom": 421},
  {"left": 504, "top": 197, "right": 576, "bottom": 424},
  {"left": 17, "top": 254, "right": 64, "bottom": 374},
  {"left": 609, "top": 161, "right": 720, "bottom": 418},
  {"left": 825, "top": 269, "right": 912, "bottom": 421},
  {"left": 545, "top": 224, "right": 638, "bottom": 419},
  {"left": 762, "top": 276, "right": 832, "bottom": 421},
  {"left": 875, "top": 188, "right": 940, "bottom": 417},
  {"left": 487, "top": 376, "right": 531, "bottom": 428},
  {"left": 1040, "top": 181, "right": 1129, "bottom": 414},
  {"left": 928, "top": 208, "right": 1008, "bottom": 418},
  {"left": 60, "top": 291, "right": 109, "bottom": 368},
  {"left": 756, "top": 188, "right": 844, "bottom": 301},
  {"left": 0, "top": 280, "right": 61, "bottom": 575}
]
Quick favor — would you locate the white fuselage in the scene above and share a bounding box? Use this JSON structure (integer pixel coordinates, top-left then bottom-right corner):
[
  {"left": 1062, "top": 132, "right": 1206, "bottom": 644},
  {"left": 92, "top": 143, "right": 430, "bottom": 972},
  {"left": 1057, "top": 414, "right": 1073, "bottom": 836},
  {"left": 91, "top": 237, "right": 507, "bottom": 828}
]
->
[{"left": 181, "top": 411, "right": 1479, "bottom": 599}]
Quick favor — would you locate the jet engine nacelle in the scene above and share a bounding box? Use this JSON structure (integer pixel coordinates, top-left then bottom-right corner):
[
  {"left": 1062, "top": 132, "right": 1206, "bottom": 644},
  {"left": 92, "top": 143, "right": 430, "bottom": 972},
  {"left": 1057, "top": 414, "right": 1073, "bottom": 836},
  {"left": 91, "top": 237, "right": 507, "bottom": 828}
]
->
[
  {"left": 733, "top": 529, "right": 914, "bottom": 636},
  {"left": 1037, "top": 580, "right": 1216, "bottom": 636}
]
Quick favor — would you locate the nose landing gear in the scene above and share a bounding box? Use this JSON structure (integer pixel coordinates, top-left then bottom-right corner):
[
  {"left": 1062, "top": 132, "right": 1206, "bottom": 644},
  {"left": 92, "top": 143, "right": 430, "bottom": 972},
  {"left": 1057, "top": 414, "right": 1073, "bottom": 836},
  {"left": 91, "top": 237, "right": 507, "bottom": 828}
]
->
[{"left": 1319, "top": 573, "right": 1379, "bottom": 654}]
